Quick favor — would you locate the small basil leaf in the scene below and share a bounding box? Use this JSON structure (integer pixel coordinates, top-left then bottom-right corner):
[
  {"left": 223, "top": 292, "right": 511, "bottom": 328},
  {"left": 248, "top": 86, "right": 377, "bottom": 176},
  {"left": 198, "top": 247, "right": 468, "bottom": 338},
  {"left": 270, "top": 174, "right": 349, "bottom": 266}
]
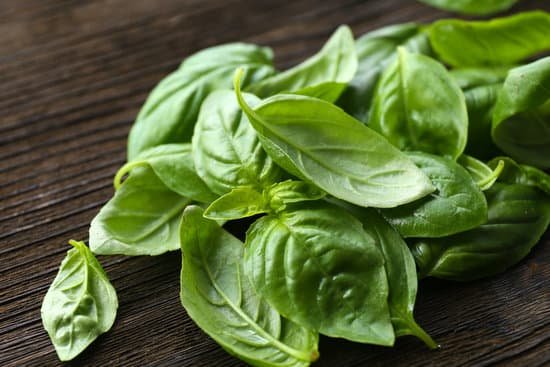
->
[
  {"left": 266, "top": 180, "right": 325, "bottom": 211},
  {"left": 429, "top": 12, "right": 550, "bottom": 67},
  {"left": 180, "top": 206, "right": 319, "bottom": 367},
  {"left": 244, "top": 201, "right": 394, "bottom": 345},
  {"left": 450, "top": 67, "right": 509, "bottom": 90},
  {"left": 381, "top": 152, "right": 487, "bottom": 238},
  {"left": 193, "top": 90, "right": 283, "bottom": 195},
  {"left": 337, "top": 22, "right": 432, "bottom": 122},
  {"left": 370, "top": 48, "right": 468, "bottom": 160},
  {"left": 90, "top": 166, "right": 191, "bottom": 255},
  {"left": 246, "top": 26, "right": 357, "bottom": 102},
  {"left": 41, "top": 240, "right": 118, "bottom": 361},
  {"left": 458, "top": 155, "right": 504, "bottom": 191},
  {"left": 114, "top": 144, "right": 216, "bottom": 203},
  {"left": 488, "top": 157, "right": 550, "bottom": 195},
  {"left": 235, "top": 69, "right": 434, "bottom": 209},
  {"left": 204, "top": 187, "right": 268, "bottom": 220},
  {"left": 127, "top": 43, "right": 275, "bottom": 159},
  {"left": 418, "top": 0, "right": 518, "bottom": 15},
  {"left": 492, "top": 57, "right": 550, "bottom": 169},
  {"left": 411, "top": 183, "right": 550, "bottom": 281}
]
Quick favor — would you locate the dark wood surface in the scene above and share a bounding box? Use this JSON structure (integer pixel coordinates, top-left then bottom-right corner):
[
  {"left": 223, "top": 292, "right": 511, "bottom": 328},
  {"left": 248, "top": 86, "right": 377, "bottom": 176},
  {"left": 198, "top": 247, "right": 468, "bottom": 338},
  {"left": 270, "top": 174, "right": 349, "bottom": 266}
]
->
[{"left": 1, "top": 1, "right": 549, "bottom": 366}]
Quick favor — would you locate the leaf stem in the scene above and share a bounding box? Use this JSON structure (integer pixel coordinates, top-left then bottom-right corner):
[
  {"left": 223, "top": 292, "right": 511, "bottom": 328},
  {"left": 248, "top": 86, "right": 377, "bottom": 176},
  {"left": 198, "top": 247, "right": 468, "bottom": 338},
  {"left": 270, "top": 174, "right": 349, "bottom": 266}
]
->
[
  {"left": 477, "top": 159, "right": 504, "bottom": 190},
  {"left": 113, "top": 160, "right": 147, "bottom": 190}
]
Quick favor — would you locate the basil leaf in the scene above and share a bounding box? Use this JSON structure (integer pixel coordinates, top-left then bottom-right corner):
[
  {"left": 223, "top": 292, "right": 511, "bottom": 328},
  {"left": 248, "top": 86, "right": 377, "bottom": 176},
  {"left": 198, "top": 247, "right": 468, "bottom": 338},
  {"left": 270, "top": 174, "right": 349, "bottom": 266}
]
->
[
  {"left": 337, "top": 22, "right": 432, "bottom": 122},
  {"left": 418, "top": 0, "right": 518, "bottom": 15},
  {"left": 429, "top": 12, "right": 550, "bottom": 67},
  {"left": 246, "top": 26, "right": 357, "bottom": 102},
  {"left": 41, "top": 240, "right": 118, "bottom": 361},
  {"left": 458, "top": 155, "right": 504, "bottom": 191},
  {"left": 204, "top": 180, "right": 325, "bottom": 220},
  {"left": 370, "top": 48, "right": 468, "bottom": 160},
  {"left": 180, "top": 206, "right": 319, "bottom": 367},
  {"left": 411, "top": 183, "right": 550, "bottom": 281},
  {"left": 451, "top": 67, "right": 509, "bottom": 90},
  {"left": 244, "top": 201, "right": 394, "bottom": 345},
  {"left": 381, "top": 152, "right": 487, "bottom": 238},
  {"left": 192, "top": 90, "right": 283, "bottom": 195},
  {"left": 488, "top": 157, "right": 550, "bottom": 195},
  {"left": 355, "top": 208, "right": 437, "bottom": 349},
  {"left": 114, "top": 144, "right": 216, "bottom": 203},
  {"left": 90, "top": 166, "right": 191, "bottom": 255},
  {"left": 492, "top": 57, "right": 550, "bottom": 169},
  {"left": 235, "top": 69, "right": 435, "bottom": 209},
  {"left": 127, "top": 43, "right": 275, "bottom": 159}
]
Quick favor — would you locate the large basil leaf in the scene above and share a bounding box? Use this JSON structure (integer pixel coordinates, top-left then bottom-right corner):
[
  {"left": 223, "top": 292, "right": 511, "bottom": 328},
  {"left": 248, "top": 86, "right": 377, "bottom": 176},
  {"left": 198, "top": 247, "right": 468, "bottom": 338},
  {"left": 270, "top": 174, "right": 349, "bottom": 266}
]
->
[
  {"left": 244, "top": 201, "right": 394, "bottom": 345},
  {"left": 114, "top": 144, "right": 216, "bottom": 203},
  {"left": 90, "top": 166, "right": 190, "bottom": 255},
  {"left": 179, "top": 206, "right": 319, "bottom": 367},
  {"left": 410, "top": 183, "right": 550, "bottom": 281},
  {"left": 418, "top": 0, "right": 517, "bottom": 15},
  {"left": 192, "top": 90, "right": 283, "bottom": 195},
  {"left": 381, "top": 152, "right": 487, "bottom": 238},
  {"left": 127, "top": 43, "right": 275, "bottom": 159},
  {"left": 352, "top": 208, "right": 437, "bottom": 349},
  {"left": 488, "top": 157, "right": 550, "bottom": 195},
  {"left": 492, "top": 57, "right": 550, "bottom": 169},
  {"left": 337, "top": 23, "right": 431, "bottom": 122},
  {"left": 234, "top": 70, "right": 434, "bottom": 209},
  {"left": 41, "top": 240, "right": 118, "bottom": 361},
  {"left": 429, "top": 12, "right": 550, "bottom": 67},
  {"left": 246, "top": 26, "right": 357, "bottom": 102},
  {"left": 458, "top": 155, "right": 504, "bottom": 191},
  {"left": 370, "top": 48, "right": 468, "bottom": 160}
]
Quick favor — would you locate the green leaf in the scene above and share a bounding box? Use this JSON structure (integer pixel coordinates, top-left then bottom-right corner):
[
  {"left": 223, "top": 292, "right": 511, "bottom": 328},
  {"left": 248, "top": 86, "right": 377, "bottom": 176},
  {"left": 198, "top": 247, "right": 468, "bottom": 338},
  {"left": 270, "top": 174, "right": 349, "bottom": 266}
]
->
[
  {"left": 418, "top": 0, "right": 518, "bottom": 15},
  {"left": 90, "top": 166, "right": 191, "bottom": 255},
  {"left": 370, "top": 48, "right": 468, "bottom": 160},
  {"left": 114, "top": 144, "right": 216, "bottom": 203},
  {"left": 180, "top": 206, "right": 319, "bottom": 367},
  {"left": 488, "top": 157, "right": 550, "bottom": 195},
  {"left": 244, "top": 201, "right": 394, "bottom": 345},
  {"left": 234, "top": 69, "right": 434, "bottom": 209},
  {"left": 204, "top": 180, "right": 325, "bottom": 220},
  {"left": 429, "top": 12, "right": 550, "bottom": 67},
  {"left": 127, "top": 43, "right": 275, "bottom": 159},
  {"left": 458, "top": 155, "right": 504, "bottom": 191},
  {"left": 337, "top": 22, "right": 432, "bottom": 122},
  {"left": 246, "top": 26, "right": 357, "bottom": 102},
  {"left": 192, "top": 90, "right": 283, "bottom": 195},
  {"left": 492, "top": 57, "right": 550, "bottom": 169},
  {"left": 41, "top": 240, "right": 118, "bottom": 361},
  {"left": 381, "top": 152, "right": 487, "bottom": 238},
  {"left": 411, "top": 183, "right": 550, "bottom": 281}
]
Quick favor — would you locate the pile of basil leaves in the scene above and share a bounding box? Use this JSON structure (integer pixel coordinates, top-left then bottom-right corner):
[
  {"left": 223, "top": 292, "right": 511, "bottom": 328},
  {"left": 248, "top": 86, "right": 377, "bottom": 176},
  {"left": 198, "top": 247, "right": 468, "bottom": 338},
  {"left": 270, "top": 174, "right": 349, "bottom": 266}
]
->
[{"left": 41, "top": 11, "right": 550, "bottom": 365}]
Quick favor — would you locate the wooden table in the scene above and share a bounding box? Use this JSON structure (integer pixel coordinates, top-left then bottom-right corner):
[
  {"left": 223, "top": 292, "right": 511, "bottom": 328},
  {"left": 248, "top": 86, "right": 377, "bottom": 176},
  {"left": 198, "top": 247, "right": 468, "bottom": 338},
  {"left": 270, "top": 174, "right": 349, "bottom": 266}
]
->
[{"left": 1, "top": 1, "right": 549, "bottom": 366}]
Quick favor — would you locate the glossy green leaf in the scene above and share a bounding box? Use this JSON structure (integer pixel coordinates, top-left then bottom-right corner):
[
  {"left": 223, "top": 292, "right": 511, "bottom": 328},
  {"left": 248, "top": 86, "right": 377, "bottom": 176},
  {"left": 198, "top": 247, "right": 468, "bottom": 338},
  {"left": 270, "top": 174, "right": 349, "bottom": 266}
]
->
[
  {"left": 488, "top": 157, "right": 550, "bottom": 195},
  {"left": 418, "top": 0, "right": 517, "bottom": 15},
  {"left": 411, "top": 183, "right": 550, "bottom": 281},
  {"left": 337, "top": 22, "right": 432, "bottom": 122},
  {"left": 451, "top": 67, "right": 509, "bottom": 90},
  {"left": 247, "top": 26, "right": 357, "bottom": 102},
  {"left": 90, "top": 166, "right": 191, "bottom": 255},
  {"left": 235, "top": 69, "right": 434, "bottom": 209},
  {"left": 41, "top": 240, "right": 118, "bottom": 361},
  {"left": 381, "top": 152, "right": 487, "bottom": 238},
  {"left": 352, "top": 207, "right": 437, "bottom": 348},
  {"left": 180, "top": 206, "right": 319, "bottom": 367},
  {"left": 192, "top": 90, "right": 283, "bottom": 195},
  {"left": 492, "top": 57, "right": 550, "bottom": 169},
  {"left": 429, "top": 12, "right": 550, "bottom": 67},
  {"left": 458, "top": 155, "right": 504, "bottom": 191},
  {"left": 114, "top": 144, "right": 216, "bottom": 203},
  {"left": 244, "top": 201, "right": 394, "bottom": 345},
  {"left": 127, "top": 43, "right": 275, "bottom": 159},
  {"left": 370, "top": 48, "right": 468, "bottom": 159}
]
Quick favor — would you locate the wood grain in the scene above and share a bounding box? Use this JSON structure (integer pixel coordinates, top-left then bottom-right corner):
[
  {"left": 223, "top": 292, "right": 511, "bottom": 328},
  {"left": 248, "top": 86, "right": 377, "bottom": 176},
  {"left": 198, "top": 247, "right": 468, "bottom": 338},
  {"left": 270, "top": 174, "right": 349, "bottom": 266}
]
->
[{"left": 1, "top": 1, "right": 548, "bottom": 366}]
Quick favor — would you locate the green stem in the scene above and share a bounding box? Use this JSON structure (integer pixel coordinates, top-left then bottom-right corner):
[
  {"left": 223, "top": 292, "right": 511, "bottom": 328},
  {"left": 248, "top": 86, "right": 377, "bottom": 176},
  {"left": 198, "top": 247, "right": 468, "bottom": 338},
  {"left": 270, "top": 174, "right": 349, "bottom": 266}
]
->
[
  {"left": 477, "top": 159, "right": 504, "bottom": 190},
  {"left": 113, "top": 160, "right": 147, "bottom": 190}
]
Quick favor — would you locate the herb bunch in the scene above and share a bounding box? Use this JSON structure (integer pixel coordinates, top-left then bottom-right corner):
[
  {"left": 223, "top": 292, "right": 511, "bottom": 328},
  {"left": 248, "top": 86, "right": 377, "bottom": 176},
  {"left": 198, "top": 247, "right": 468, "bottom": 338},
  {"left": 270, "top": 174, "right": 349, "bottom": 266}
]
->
[{"left": 42, "top": 10, "right": 550, "bottom": 365}]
